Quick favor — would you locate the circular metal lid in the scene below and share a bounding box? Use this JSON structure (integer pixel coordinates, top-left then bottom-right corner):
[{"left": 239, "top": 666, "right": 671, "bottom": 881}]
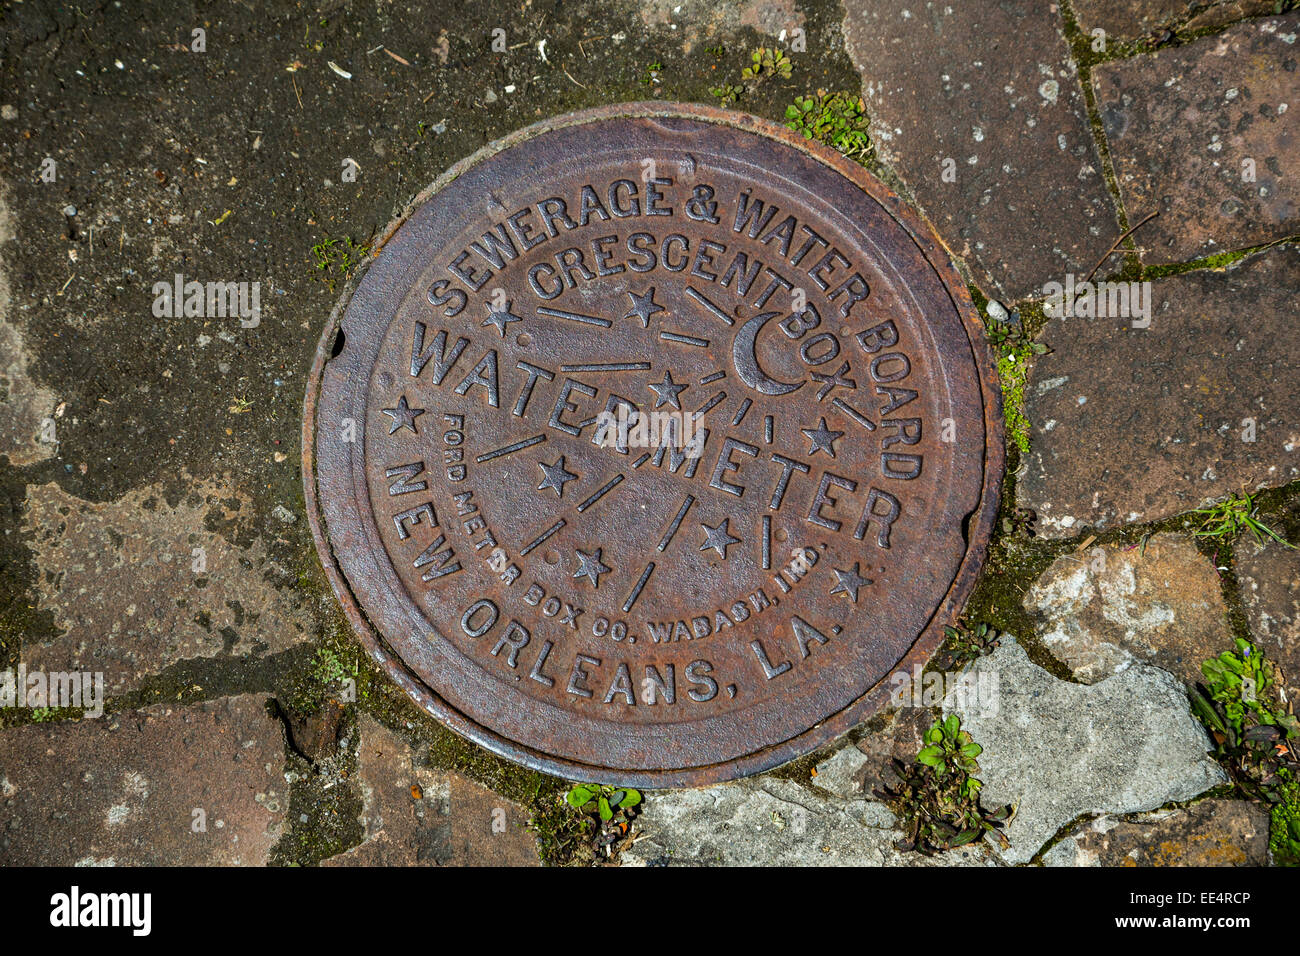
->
[{"left": 303, "top": 103, "right": 1003, "bottom": 787}]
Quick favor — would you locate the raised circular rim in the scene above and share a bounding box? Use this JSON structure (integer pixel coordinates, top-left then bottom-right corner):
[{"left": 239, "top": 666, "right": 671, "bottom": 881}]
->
[{"left": 301, "top": 101, "right": 1004, "bottom": 788}]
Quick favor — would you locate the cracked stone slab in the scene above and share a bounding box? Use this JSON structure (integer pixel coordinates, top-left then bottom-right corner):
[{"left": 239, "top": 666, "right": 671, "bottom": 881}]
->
[
  {"left": 0, "top": 694, "right": 286, "bottom": 865},
  {"left": 1024, "top": 532, "right": 1233, "bottom": 684},
  {"left": 945, "top": 643, "right": 1225, "bottom": 864},
  {"left": 1072, "top": 0, "right": 1276, "bottom": 41},
  {"left": 1019, "top": 245, "right": 1300, "bottom": 537},
  {"left": 811, "top": 744, "right": 876, "bottom": 800},
  {"left": 1093, "top": 14, "right": 1300, "bottom": 265},
  {"left": 320, "top": 716, "right": 539, "bottom": 867},
  {"left": 622, "top": 775, "right": 993, "bottom": 866},
  {"left": 0, "top": 183, "right": 57, "bottom": 466},
  {"left": 1234, "top": 537, "right": 1300, "bottom": 703},
  {"left": 1043, "top": 799, "right": 1270, "bottom": 866},
  {"left": 841, "top": 0, "right": 1121, "bottom": 301},
  {"left": 20, "top": 476, "right": 313, "bottom": 693}
]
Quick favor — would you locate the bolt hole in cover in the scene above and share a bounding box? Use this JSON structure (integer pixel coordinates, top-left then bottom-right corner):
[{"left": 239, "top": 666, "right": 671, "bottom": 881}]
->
[{"left": 303, "top": 103, "right": 1003, "bottom": 787}]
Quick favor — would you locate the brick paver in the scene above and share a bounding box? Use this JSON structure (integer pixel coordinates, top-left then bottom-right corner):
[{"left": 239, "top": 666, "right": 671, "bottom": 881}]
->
[
  {"left": 1093, "top": 14, "right": 1300, "bottom": 265},
  {"left": 1020, "top": 244, "right": 1300, "bottom": 537},
  {"left": 0, "top": 694, "right": 286, "bottom": 865},
  {"left": 842, "top": 0, "right": 1121, "bottom": 300}
]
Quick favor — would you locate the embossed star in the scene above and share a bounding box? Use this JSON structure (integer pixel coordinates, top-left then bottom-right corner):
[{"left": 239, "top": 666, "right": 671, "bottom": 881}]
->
[
  {"left": 699, "top": 517, "right": 741, "bottom": 559},
  {"left": 624, "top": 287, "right": 664, "bottom": 328},
  {"left": 647, "top": 370, "right": 688, "bottom": 410},
  {"left": 537, "top": 456, "right": 578, "bottom": 497},
  {"left": 802, "top": 417, "right": 844, "bottom": 458},
  {"left": 573, "top": 547, "right": 611, "bottom": 589},
  {"left": 381, "top": 395, "right": 425, "bottom": 434},
  {"left": 482, "top": 299, "right": 523, "bottom": 336},
  {"left": 830, "top": 563, "right": 873, "bottom": 603}
]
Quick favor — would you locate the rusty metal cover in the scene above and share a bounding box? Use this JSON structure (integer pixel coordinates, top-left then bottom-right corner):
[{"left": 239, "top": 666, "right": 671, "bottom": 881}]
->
[{"left": 303, "top": 103, "right": 1003, "bottom": 787}]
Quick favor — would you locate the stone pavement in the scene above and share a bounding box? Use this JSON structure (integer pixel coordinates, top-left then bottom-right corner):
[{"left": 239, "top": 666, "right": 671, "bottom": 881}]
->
[{"left": 1, "top": 0, "right": 1297, "bottom": 866}]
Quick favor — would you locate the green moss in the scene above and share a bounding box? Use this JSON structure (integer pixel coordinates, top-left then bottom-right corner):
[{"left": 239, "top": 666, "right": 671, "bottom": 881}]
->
[
  {"left": 1271, "top": 769, "right": 1300, "bottom": 866},
  {"left": 308, "top": 236, "right": 370, "bottom": 293},
  {"left": 270, "top": 731, "right": 365, "bottom": 867},
  {"left": 997, "top": 349, "right": 1032, "bottom": 456},
  {"left": 968, "top": 287, "right": 1048, "bottom": 458}
]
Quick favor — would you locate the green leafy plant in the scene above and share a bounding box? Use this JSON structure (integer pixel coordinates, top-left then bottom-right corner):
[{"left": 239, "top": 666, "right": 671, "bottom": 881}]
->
[
  {"left": 710, "top": 83, "right": 744, "bottom": 106},
  {"left": 1192, "top": 638, "right": 1298, "bottom": 751},
  {"left": 312, "top": 646, "right": 348, "bottom": 686},
  {"left": 563, "top": 783, "right": 643, "bottom": 860},
  {"left": 710, "top": 46, "right": 792, "bottom": 106},
  {"left": 785, "top": 91, "right": 874, "bottom": 162},
  {"left": 1190, "top": 639, "right": 1300, "bottom": 864},
  {"left": 875, "top": 714, "right": 1013, "bottom": 855},
  {"left": 1192, "top": 492, "right": 1294, "bottom": 548},
  {"left": 565, "top": 782, "right": 642, "bottom": 820},
  {"left": 984, "top": 311, "right": 1046, "bottom": 354},
  {"left": 741, "top": 47, "right": 792, "bottom": 82},
  {"left": 935, "top": 621, "right": 1001, "bottom": 670},
  {"left": 999, "top": 506, "right": 1038, "bottom": 538},
  {"left": 640, "top": 61, "right": 664, "bottom": 86}
]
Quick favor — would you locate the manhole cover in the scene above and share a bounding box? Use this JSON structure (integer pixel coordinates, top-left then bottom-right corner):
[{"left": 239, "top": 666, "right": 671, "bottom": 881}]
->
[{"left": 304, "top": 103, "right": 1003, "bottom": 787}]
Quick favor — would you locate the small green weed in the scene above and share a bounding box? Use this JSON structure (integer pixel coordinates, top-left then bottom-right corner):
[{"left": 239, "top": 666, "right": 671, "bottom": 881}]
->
[
  {"left": 875, "top": 714, "right": 1013, "bottom": 855},
  {"left": 1192, "top": 492, "right": 1294, "bottom": 548},
  {"left": 785, "top": 91, "right": 873, "bottom": 163},
  {"left": 1191, "top": 639, "right": 1300, "bottom": 864},
  {"left": 566, "top": 783, "right": 642, "bottom": 820},
  {"left": 312, "top": 646, "right": 348, "bottom": 687},
  {"left": 741, "top": 47, "right": 791, "bottom": 82},
  {"left": 934, "top": 621, "right": 1002, "bottom": 670},
  {"left": 1192, "top": 638, "right": 1298, "bottom": 753},
  {"left": 710, "top": 46, "right": 792, "bottom": 106},
  {"left": 562, "top": 783, "right": 643, "bottom": 862},
  {"left": 999, "top": 505, "right": 1038, "bottom": 538},
  {"left": 709, "top": 83, "right": 744, "bottom": 106}
]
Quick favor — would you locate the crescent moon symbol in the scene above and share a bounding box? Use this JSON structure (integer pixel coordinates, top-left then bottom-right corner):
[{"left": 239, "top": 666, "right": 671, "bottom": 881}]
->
[{"left": 732, "top": 311, "right": 805, "bottom": 396}]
